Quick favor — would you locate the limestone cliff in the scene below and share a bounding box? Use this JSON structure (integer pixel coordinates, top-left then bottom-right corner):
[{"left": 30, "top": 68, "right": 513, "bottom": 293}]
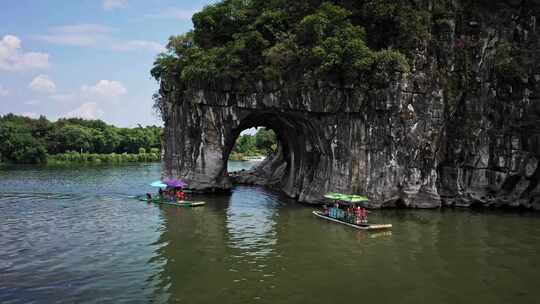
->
[{"left": 157, "top": 0, "right": 540, "bottom": 209}]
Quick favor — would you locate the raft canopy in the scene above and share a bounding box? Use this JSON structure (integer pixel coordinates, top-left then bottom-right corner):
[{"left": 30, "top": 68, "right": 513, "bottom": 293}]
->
[
  {"left": 323, "top": 192, "right": 345, "bottom": 200},
  {"left": 150, "top": 179, "right": 188, "bottom": 188},
  {"left": 163, "top": 179, "right": 187, "bottom": 188},
  {"left": 150, "top": 181, "right": 167, "bottom": 188},
  {"left": 323, "top": 192, "right": 369, "bottom": 203},
  {"left": 341, "top": 194, "right": 369, "bottom": 203}
]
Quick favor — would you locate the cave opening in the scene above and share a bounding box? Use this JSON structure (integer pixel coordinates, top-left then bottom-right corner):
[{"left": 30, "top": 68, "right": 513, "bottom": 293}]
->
[
  {"left": 227, "top": 127, "right": 278, "bottom": 173},
  {"left": 221, "top": 111, "right": 320, "bottom": 197}
]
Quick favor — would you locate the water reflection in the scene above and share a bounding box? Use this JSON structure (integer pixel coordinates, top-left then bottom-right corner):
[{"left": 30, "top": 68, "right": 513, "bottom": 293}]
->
[
  {"left": 225, "top": 186, "right": 279, "bottom": 256},
  {"left": 148, "top": 186, "right": 285, "bottom": 303}
]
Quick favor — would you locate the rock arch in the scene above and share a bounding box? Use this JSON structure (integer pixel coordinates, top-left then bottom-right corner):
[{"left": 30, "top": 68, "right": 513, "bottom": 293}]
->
[
  {"left": 225, "top": 111, "right": 321, "bottom": 197},
  {"left": 159, "top": 79, "right": 443, "bottom": 206},
  {"left": 157, "top": 1, "right": 540, "bottom": 209}
]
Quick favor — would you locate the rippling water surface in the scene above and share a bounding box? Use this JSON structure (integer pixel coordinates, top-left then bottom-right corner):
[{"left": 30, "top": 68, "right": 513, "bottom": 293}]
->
[{"left": 1, "top": 162, "right": 540, "bottom": 304}]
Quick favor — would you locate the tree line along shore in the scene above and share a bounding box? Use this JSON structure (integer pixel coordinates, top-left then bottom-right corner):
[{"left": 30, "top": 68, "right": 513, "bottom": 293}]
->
[
  {"left": 0, "top": 113, "right": 277, "bottom": 165},
  {"left": 0, "top": 114, "right": 162, "bottom": 164}
]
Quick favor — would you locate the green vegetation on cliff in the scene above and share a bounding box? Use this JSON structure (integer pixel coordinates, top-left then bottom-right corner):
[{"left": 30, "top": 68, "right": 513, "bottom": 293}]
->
[
  {"left": 0, "top": 114, "right": 162, "bottom": 164},
  {"left": 151, "top": 0, "right": 426, "bottom": 91}
]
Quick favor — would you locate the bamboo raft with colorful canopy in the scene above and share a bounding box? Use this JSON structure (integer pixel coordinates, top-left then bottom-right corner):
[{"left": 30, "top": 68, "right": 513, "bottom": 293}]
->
[
  {"left": 136, "top": 179, "right": 206, "bottom": 207},
  {"left": 136, "top": 195, "right": 206, "bottom": 207},
  {"left": 312, "top": 211, "right": 391, "bottom": 230},
  {"left": 313, "top": 192, "right": 392, "bottom": 231}
]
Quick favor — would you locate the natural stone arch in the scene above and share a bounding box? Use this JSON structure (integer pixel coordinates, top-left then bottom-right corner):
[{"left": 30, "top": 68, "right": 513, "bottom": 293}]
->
[
  {"left": 159, "top": 79, "right": 444, "bottom": 206},
  {"left": 155, "top": 1, "right": 540, "bottom": 209},
  {"left": 224, "top": 111, "right": 322, "bottom": 198}
]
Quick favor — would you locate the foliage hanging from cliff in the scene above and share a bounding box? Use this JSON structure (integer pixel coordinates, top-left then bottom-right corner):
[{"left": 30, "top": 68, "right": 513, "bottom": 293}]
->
[{"left": 151, "top": 0, "right": 419, "bottom": 90}]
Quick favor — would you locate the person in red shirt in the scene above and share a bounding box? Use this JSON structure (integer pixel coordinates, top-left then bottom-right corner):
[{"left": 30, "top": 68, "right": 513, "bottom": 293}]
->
[{"left": 175, "top": 189, "right": 185, "bottom": 201}]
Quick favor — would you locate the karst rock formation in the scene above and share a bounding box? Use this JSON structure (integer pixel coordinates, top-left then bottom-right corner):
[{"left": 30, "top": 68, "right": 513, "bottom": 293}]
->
[{"left": 158, "top": 0, "right": 540, "bottom": 209}]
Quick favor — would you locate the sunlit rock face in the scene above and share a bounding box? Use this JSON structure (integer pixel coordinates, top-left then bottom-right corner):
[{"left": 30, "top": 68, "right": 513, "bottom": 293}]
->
[{"left": 161, "top": 1, "right": 540, "bottom": 209}]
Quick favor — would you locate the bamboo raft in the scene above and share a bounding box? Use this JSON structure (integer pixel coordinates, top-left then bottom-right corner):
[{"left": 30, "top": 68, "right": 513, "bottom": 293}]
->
[
  {"left": 136, "top": 196, "right": 206, "bottom": 207},
  {"left": 312, "top": 211, "right": 392, "bottom": 231}
]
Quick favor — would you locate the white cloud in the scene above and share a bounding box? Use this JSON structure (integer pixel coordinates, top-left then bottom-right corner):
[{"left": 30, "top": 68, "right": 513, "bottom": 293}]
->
[
  {"left": 81, "top": 80, "right": 127, "bottom": 102},
  {"left": 0, "top": 84, "right": 8, "bottom": 96},
  {"left": 52, "top": 24, "right": 111, "bottom": 34},
  {"left": 146, "top": 7, "right": 199, "bottom": 20},
  {"left": 103, "top": 0, "right": 128, "bottom": 10},
  {"left": 28, "top": 79, "right": 128, "bottom": 121},
  {"left": 24, "top": 100, "right": 40, "bottom": 105},
  {"left": 111, "top": 40, "right": 165, "bottom": 52},
  {"left": 240, "top": 127, "right": 258, "bottom": 136},
  {"left": 64, "top": 102, "right": 104, "bottom": 119},
  {"left": 35, "top": 24, "right": 163, "bottom": 53},
  {"left": 21, "top": 112, "right": 38, "bottom": 119},
  {"left": 35, "top": 24, "right": 111, "bottom": 47},
  {"left": 0, "top": 35, "right": 50, "bottom": 71},
  {"left": 51, "top": 80, "right": 127, "bottom": 115},
  {"left": 50, "top": 93, "right": 76, "bottom": 102},
  {"left": 29, "top": 75, "right": 56, "bottom": 94}
]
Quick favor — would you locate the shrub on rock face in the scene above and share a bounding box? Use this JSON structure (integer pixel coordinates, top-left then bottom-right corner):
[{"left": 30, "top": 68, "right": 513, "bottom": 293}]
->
[
  {"left": 296, "top": 3, "right": 375, "bottom": 80},
  {"left": 151, "top": 1, "right": 414, "bottom": 95}
]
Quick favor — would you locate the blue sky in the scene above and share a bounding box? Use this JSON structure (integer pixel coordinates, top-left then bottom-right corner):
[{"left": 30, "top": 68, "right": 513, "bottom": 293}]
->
[{"left": 0, "top": 0, "right": 217, "bottom": 127}]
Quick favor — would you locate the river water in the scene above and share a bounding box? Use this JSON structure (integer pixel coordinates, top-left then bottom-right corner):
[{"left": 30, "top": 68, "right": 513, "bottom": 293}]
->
[{"left": 1, "top": 162, "right": 539, "bottom": 304}]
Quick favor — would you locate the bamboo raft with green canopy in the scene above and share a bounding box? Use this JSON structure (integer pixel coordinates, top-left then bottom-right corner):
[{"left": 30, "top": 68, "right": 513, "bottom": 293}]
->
[
  {"left": 135, "top": 180, "right": 206, "bottom": 207},
  {"left": 313, "top": 192, "right": 392, "bottom": 231}
]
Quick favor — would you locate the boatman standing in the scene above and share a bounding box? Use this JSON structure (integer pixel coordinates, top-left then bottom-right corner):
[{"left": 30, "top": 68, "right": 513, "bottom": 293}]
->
[{"left": 355, "top": 206, "right": 362, "bottom": 224}]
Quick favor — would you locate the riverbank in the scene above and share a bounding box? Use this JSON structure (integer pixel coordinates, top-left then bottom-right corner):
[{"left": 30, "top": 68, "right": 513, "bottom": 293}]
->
[
  {"left": 228, "top": 152, "right": 266, "bottom": 161},
  {"left": 47, "top": 151, "right": 160, "bottom": 164}
]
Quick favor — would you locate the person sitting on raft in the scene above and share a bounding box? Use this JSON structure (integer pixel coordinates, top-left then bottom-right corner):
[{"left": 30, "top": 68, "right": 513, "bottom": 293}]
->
[
  {"left": 361, "top": 207, "right": 368, "bottom": 224},
  {"left": 175, "top": 189, "right": 185, "bottom": 201},
  {"left": 162, "top": 189, "right": 168, "bottom": 200},
  {"left": 332, "top": 202, "right": 340, "bottom": 219},
  {"left": 355, "top": 206, "right": 368, "bottom": 224}
]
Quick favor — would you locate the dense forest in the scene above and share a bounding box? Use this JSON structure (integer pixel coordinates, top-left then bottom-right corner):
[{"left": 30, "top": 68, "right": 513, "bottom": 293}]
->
[
  {"left": 150, "top": 0, "right": 521, "bottom": 113},
  {"left": 150, "top": 0, "right": 429, "bottom": 97},
  {"left": 229, "top": 128, "right": 277, "bottom": 160},
  {"left": 0, "top": 114, "right": 162, "bottom": 164}
]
